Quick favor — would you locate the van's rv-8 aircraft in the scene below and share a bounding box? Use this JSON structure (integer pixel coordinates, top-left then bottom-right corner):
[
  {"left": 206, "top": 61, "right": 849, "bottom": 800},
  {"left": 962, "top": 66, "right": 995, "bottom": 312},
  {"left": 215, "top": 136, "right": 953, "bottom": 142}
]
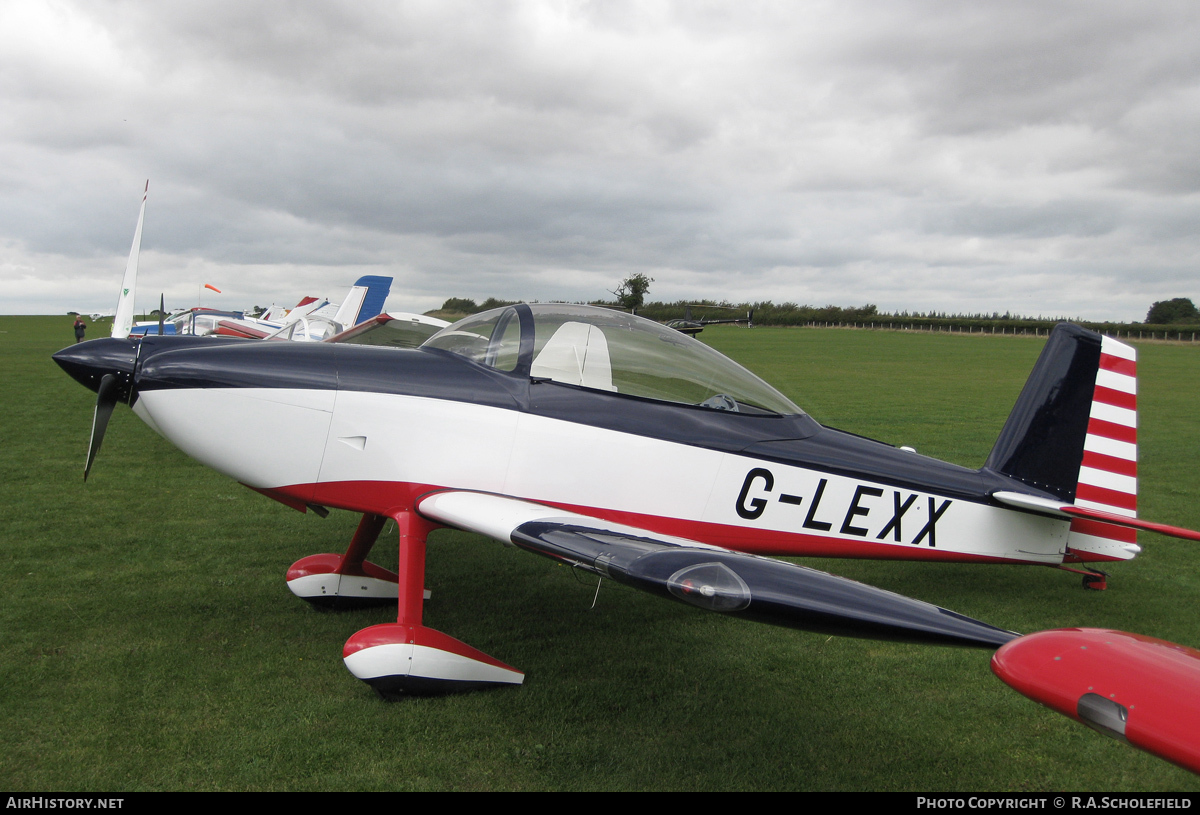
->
[{"left": 53, "top": 187, "right": 1200, "bottom": 774}]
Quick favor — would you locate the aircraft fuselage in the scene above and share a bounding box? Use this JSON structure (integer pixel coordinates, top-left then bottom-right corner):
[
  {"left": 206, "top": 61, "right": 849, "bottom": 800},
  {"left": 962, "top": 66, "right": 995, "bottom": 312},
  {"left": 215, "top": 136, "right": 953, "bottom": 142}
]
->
[{"left": 109, "top": 336, "right": 1072, "bottom": 567}]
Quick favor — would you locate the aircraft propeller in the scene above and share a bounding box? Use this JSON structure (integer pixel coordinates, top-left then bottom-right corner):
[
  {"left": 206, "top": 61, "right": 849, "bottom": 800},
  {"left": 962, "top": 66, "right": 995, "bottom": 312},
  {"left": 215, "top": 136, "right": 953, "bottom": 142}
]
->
[
  {"left": 84, "top": 374, "right": 119, "bottom": 481},
  {"left": 53, "top": 338, "right": 142, "bottom": 482}
]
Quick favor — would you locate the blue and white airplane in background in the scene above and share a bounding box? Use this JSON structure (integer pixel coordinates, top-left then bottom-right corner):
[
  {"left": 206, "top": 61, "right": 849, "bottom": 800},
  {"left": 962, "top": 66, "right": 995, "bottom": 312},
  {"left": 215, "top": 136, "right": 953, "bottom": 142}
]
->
[
  {"left": 203, "top": 276, "right": 399, "bottom": 341},
  {"left": 126, "top": 277, "right": 400, "bottom": 341},
  {"left": 107, "top": 182, "right": 421, "bottom": 342}
]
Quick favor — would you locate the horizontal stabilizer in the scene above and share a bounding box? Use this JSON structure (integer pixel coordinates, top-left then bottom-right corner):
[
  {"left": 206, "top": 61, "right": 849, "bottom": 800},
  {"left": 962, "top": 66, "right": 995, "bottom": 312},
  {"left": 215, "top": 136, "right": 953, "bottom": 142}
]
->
[
  {"left": 419, "top": 491, "right": 1017, "bottom": 649},
  {"left": 993, "top": 491, "right": 1200, "bottom": 542}
]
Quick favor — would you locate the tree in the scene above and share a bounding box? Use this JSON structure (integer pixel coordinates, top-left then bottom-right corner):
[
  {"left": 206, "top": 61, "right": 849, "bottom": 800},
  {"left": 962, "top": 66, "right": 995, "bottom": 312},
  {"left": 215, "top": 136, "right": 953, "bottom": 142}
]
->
[
  {"left": 441, "top": 297, "right": 478, "bottom": 314},
  {"left": 1146, "top": 298, "right": 1200, "bottom": 325},
  {"left": 612, "top": 273, "right": 654, "bottom": 312}
]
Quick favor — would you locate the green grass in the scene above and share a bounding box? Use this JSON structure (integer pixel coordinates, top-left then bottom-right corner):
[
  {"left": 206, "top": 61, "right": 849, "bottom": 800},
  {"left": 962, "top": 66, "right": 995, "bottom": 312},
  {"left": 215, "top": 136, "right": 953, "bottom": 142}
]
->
[{"left": 2, "top": 316, "right": 1199, "bottom": 790}]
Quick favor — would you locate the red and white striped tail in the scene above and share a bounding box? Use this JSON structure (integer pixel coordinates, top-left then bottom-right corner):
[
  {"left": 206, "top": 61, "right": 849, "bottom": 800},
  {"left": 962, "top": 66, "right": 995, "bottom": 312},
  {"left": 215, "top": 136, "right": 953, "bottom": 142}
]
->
[{"left": 1068, "top": 336, "right": 1140, "bottom": 561}]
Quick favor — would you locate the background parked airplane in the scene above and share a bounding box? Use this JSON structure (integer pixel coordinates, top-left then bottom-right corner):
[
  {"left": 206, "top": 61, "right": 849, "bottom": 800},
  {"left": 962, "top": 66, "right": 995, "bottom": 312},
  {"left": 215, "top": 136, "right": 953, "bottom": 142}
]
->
[{"left": 101, "top": 183, "right": 425, "bottom": 342}]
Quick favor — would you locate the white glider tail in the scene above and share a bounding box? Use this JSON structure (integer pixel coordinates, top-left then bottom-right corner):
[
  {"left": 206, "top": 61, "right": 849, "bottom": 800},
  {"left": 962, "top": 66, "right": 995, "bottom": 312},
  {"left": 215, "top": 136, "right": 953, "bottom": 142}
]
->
[{"left": 111, "top": 181, "right": 148, "bottom": 340}]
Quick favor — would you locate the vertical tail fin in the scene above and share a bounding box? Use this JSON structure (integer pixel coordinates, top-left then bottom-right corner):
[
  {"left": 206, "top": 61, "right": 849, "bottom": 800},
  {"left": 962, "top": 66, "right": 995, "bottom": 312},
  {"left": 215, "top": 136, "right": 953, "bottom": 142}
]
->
[
  {"left": 985, "top": 325, "right": 1138, "bottom": 561},
  {"left": 111, "top": 180, "right": 148, "bottom": 339},
  {"left": 332, "top": 275, "right": 393, "bottom": 328}
]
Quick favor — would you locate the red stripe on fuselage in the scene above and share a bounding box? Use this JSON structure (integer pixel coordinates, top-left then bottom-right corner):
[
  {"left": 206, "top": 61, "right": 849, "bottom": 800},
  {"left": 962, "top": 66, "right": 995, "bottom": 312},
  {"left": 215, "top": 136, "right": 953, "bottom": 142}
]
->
[
  {"left": 251, "top": 479, "right": 1058, "bottom": 566},
  {"left": 545, "top": 501, "right": 1026, "bottom": 563}
]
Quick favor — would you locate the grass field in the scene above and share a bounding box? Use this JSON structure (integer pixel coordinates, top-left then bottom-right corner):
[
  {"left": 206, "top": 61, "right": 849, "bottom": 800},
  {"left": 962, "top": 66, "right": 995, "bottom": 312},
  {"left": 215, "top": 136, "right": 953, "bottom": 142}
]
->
[{"left": 2, "top": 315, "right": 1198, "bottom": 791}]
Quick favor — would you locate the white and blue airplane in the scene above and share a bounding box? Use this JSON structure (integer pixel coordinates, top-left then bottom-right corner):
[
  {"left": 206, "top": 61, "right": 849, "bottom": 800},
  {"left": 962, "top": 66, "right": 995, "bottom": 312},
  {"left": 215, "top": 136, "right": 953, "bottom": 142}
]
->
[
  {"left": 53, "top": 188, "right": 1200, "bottom": 774},
  {"left": 55, "top": 301, "right": 1200, "bottom": 682}
]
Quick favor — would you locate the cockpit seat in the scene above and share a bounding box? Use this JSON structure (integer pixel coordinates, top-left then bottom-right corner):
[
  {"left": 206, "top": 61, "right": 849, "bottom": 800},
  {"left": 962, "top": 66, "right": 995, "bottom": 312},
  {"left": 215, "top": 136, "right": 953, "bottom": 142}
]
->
[{"left": 530, "top": 321, "right": 616, "bottom": 391}]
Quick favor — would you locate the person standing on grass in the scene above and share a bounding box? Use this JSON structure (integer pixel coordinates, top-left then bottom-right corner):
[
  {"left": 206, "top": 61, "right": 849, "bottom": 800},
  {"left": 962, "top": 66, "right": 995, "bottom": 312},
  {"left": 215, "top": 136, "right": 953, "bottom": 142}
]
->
[{"left": 73, "top": 316, "right": 86, "bottom": 343}]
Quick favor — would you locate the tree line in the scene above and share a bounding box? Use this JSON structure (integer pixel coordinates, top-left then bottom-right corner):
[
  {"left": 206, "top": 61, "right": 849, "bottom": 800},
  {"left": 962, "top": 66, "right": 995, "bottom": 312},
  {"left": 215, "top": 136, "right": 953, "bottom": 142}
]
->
[
  {"left": 436, "top": 291, "right": 1200, "bottom": 335},
  {"left": 442, "top": 297, "right": 1199, "bottom": 333}
]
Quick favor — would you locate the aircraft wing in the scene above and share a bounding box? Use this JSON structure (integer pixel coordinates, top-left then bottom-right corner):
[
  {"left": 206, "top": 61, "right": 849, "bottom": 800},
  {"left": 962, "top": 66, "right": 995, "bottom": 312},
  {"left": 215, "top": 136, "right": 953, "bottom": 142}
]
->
[
  {"left": 417, "top": 490, "right": 1017, "bottom": 649},
  {"left": 992, "top": 491, "right": 1200, "bottom": 542},
  {"left": 993, "top": 628, "right": 1200, "bottom": 775},
  {"left": 215, "top": 319, "right": 272, "bottom": 339}
]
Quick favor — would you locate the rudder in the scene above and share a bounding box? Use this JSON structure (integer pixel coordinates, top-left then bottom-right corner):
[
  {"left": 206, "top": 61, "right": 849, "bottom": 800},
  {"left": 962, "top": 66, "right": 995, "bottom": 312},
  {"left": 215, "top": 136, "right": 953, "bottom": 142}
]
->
[{"left": 984, "top": 324, "right": 1139, "bottom": 562}]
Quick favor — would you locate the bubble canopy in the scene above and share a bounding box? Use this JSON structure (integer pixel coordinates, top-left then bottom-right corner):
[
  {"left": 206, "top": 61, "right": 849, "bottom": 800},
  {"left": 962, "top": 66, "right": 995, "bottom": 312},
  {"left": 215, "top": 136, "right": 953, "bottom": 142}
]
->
[{"left": 422, "top": 304, "right": 803, "bottom": 417}]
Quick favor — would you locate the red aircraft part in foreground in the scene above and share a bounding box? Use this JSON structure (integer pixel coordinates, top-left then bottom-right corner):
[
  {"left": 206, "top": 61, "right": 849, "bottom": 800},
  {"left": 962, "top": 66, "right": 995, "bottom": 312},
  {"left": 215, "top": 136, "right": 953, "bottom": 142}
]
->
[{"left": 993, "top": 629, "right": 1200, "bottom": 774}]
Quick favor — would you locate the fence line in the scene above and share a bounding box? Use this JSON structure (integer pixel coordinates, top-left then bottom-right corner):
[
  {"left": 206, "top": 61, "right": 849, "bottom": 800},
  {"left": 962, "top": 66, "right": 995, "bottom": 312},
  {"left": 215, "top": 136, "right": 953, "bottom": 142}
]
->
[{"left": 801, "top": 322, "right": 1199, "bottom": 342}]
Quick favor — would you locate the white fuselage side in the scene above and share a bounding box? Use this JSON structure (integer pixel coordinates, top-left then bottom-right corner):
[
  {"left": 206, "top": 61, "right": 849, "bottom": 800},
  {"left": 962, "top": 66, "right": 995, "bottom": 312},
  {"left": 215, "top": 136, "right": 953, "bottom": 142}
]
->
[{"left": 135, "top": 386, "right": 1070, "bottom": 564}]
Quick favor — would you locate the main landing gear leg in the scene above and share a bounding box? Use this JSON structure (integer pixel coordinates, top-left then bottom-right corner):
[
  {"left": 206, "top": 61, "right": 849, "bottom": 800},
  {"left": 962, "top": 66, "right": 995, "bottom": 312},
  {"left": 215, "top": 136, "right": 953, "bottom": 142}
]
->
[
  {"left": 1058, "top": 564, "right": 1110, "bottom": 591},
  {"left": 286, "top": 513, "right": 403, "bottom": 609},
  {"left": 341, "top": 510, "right": 524, "bottom": 698}
]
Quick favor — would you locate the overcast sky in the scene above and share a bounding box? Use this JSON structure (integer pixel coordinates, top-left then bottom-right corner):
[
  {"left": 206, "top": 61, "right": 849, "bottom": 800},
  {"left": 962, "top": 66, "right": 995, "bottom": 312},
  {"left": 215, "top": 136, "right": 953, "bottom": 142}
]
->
[{"left": 3, "top": 1, "right": 1198, "bottom": 321}]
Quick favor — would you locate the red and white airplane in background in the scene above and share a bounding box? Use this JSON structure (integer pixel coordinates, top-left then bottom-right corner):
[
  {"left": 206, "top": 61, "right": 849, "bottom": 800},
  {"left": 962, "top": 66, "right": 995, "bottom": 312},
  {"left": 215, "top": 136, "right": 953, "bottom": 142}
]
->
[
  {"left": 108, "top": 182, "right": 444, "bottom": 344},
  {"left": 208, "top": 276, "right": 446, "bottom": 343}
]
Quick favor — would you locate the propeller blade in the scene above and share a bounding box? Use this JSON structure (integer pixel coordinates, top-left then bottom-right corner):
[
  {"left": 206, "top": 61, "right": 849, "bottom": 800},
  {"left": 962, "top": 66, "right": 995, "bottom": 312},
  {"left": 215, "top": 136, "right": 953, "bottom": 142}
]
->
[
  {"left": 84, "top": 374, "right": 119, "bottom": 481},
  {"left": 158, "top": 294, "right": 165, "bottom": 336}
]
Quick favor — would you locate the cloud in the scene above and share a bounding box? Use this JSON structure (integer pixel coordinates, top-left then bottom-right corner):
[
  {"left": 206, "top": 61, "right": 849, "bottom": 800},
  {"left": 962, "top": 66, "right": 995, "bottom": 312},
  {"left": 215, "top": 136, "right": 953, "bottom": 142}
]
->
[{"left": 2, "top": 1, "right": 1199, "bottom": 321}]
